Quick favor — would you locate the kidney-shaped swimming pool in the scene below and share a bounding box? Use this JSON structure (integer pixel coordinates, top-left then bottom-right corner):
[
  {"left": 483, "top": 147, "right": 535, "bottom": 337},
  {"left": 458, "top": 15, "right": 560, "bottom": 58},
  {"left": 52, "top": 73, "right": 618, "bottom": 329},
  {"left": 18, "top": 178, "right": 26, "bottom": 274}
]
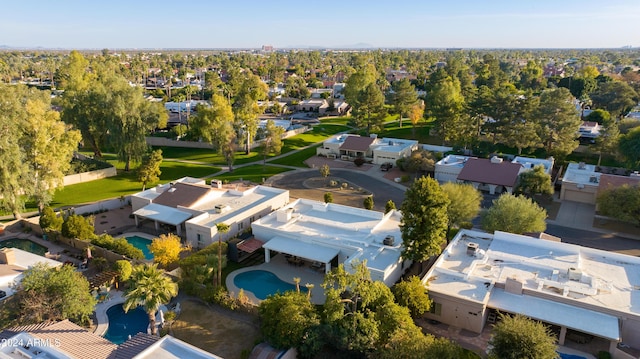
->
[{"left": 233, "top": 270, "right": 307, "bottom": 300}]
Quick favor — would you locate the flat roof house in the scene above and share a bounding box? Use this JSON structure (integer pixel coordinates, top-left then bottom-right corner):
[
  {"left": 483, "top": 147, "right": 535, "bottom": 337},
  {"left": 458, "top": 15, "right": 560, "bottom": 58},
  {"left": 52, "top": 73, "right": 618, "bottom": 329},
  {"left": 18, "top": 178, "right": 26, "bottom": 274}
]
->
[
  {"left": 251, "top": 199, "right": 407, "bottom": 286},
  {"left": 130, "top": 178, "right": 289, "bottom": 248},
  {"left": 560, "top": 162, "right": 601, "bottom": 204},
  {"left": 422, "top": 229, "right": 640, "bottom": 355}
]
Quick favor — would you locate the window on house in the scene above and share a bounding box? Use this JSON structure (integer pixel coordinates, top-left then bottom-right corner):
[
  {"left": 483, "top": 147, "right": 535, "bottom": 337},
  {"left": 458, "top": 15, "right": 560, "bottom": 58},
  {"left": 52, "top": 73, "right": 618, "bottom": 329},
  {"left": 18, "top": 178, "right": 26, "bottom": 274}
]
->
[
  {"left": 430, "top": 302, "right": 442, "bottom": 316},
  {"left": 197, "top": 234, "right": 202, "bottom": 244},
  {"left": 238, "top": 222, "right": 244, "bottom": 231}
]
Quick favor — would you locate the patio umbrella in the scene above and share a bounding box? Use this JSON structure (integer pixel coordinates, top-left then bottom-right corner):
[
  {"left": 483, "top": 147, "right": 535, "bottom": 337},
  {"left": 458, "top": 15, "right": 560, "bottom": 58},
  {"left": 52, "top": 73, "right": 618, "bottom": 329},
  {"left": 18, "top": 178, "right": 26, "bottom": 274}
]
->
[
  {"left": 86, "top": 247, "right": 93, "bottom": 259},
  {"left": 159, "top": 309, "right": 165, "bottom": 327}
]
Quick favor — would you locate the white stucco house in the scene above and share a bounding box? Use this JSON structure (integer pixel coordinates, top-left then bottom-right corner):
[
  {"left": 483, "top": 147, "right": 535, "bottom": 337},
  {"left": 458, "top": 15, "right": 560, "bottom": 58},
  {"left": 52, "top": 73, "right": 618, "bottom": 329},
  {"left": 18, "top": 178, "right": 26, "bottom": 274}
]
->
[
  {"left": 317, "top": 134, "right": 418, "bottom": 165},
  {"left": 422, "top": 229, "right": 640, "bottom": 356},
  {"left": 251, "top": 199, "right": 408, "bottom": 286},
  {"left": 130, "top": 177, "right": 289, "bottom": 248},
  {"left": 0, "top": 247, "right": 62, "bottom": 299}
]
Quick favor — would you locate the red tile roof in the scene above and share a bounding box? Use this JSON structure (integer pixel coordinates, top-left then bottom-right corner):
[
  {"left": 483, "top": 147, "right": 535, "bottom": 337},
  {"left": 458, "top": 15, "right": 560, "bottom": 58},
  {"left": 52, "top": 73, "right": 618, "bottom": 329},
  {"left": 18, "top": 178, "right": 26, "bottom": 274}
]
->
[
  {"left": 457, "top": 158, "right": 522, "bottom": 187},
  {"left": 339, "top": 136, "right": 376, "bottom": 152},
  {"left": 30, "top": 320, "right": 117, "bottom": 359},
  {"left": 598, "top": 174, "right": 640, "bottom": 191}
]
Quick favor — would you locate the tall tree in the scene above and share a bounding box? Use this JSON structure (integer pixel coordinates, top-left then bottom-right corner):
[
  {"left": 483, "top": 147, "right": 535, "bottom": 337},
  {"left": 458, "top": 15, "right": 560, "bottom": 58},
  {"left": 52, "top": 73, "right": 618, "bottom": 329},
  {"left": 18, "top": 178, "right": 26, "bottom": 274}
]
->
[
  {"left": 0, "top": 84, "right": 80, "bottom": 215},
  {"left": 124, "top": 263, "right": 178, "bottom": 336},
  {"left": 518, "top": 60, "right": 546, "bottom": 91},
  {"left": 262, "top": 119, "right": 285, "bottom": 165},
  {"left": 535, "top": 88, "right": 581, "bottom": 160},
  {"left": 233, "top": 73, "right": 268, "bottom": 154},
  {"left": 351, "top": 82, "right": 386, "bottom": 136},
  {"left": 400, "top": 176, "right": 450, "bottom": 261},
  {"left": 0, "top": 85, "right": 33, "bottom": 218},
  {"left": 425, "top": 75, "right": 472, "bottom": 147},
  {"left": 192, "top": 95, "right": 237, "bottom": 171},
  {"left": 591, "top": 115, "right": 620, "bottom": 166},
  {"left": 440, "top": 183, "right": 482, "bottom": 239},
  {"left": 284, "top": 75, "right": 310, "bottom": 100},
  {"left": 482, "top": 193, "right": 547, "bottom": 234},
  {"left": 216, "top": 222, "right": 230, "bottom": 287},
  {"left": 408, "top": 101, "right": 425, "bottom": 138},
  {"left": 137, "top": 149, "right": 163, "bottom": 190},
  {"left": 618, "top": 126, "right": 640, "bottom": 168},
  {"left": 391, "top": 78, "right": 418, "bottom": 128},
  {"left": 591, "top": 81, "right": 639, "bottom": 119},
  {"left": 488, "top": 314, "right": 559, "bottom": 359}
]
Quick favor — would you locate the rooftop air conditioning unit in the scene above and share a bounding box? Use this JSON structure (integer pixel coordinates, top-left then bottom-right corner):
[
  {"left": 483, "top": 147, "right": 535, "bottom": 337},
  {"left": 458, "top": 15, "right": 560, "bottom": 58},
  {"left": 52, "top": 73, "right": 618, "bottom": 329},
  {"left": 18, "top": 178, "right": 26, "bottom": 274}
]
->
[
  {"left": 214, "top": 204, "right": 228, "bottom": 213},
  {"left": 568, "top": 267, "right": 582, "bottom": 281},
  {"left": 467, "top": 242, "right": 479, "bottom": 256},
  {"left": 589, "top": 175, "right": 599, "bottom": 183},
  {"left": 383, "top": 235, "right": 395, "bottom": 246},
  {"left": 490, "top": 156, "right": 503, "bottom": 164},
  {"left": 578, "top": 162, "right": 586, "bottom": 169}
]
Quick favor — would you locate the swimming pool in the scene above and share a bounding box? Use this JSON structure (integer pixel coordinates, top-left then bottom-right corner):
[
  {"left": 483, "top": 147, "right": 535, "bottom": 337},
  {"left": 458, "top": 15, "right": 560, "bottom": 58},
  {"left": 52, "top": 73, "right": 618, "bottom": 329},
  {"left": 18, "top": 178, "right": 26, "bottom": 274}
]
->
[
  {"left": 233, "top": 270, "right": 307, "bottom": 300},
  {"left": 558, "top": 352, "right": 587, "bottom": 359},
  {"left": 125, "top": 236, "right": 153, "bottom": 260},
  {"left": 0, "top": 238, "right": 48, "bottom": 256},
  {"left": 103, "top": 304, "right": 149, "bottom": 345}
]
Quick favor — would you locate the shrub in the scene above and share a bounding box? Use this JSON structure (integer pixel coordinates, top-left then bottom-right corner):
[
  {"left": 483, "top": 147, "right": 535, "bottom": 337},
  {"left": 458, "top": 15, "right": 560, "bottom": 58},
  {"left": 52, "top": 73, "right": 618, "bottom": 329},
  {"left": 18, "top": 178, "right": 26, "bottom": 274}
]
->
[
  {"left": 91, "top": 234, "right": 144, "bottom": 260},
  {"left": 597, "top": 351, "right": 612, "bottom": 359},
  {"left": 363, "top": 196, "right": 374, "bottom": 210},
  {"left": 324, "top": 192, "right": 333, "bottom": 203},
  {"left": 401, "top": 175, "right": 411, "bottom": 183},
  {"left": 354, "top": 157, "right": 365, "bottom": 167},
  {"left": 62, "top": 214, "right": 95, "bottom": 240}
]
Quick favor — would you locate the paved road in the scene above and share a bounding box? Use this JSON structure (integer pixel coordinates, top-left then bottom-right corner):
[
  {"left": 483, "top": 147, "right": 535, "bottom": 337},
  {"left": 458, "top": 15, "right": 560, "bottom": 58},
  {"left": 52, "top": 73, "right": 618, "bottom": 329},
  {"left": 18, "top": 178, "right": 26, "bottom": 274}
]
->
[
  {"left": 270, "top": 168, "right": 406, "bottom": 211},
  {"left": 546, "top": 224, "right": 640, "bottom": 256}
]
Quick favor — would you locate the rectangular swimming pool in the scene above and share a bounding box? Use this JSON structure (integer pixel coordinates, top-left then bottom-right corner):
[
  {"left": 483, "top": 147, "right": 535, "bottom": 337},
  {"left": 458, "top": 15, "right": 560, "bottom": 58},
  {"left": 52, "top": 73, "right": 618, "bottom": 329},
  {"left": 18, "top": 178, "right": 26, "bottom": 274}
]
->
[
  {"left": 125, "top": 236, "right": 153, "bottom": 260},
  {"left": 0, "top": 238, "right": 48, "bottom": 256}
]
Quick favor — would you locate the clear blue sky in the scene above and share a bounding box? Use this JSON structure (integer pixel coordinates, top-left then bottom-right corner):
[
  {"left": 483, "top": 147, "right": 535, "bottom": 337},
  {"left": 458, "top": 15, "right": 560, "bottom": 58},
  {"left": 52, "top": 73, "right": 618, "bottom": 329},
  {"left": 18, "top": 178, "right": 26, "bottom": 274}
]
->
[{"left": 1, "top": 0, "right": 639, "bottom": 49}]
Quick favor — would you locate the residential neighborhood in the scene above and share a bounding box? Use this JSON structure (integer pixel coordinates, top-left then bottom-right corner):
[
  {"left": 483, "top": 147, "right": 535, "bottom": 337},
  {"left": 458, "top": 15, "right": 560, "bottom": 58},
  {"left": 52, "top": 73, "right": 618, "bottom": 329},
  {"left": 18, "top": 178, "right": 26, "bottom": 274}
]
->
[{"left": 1, "top": 3, "right": 640, "bottom": 358}]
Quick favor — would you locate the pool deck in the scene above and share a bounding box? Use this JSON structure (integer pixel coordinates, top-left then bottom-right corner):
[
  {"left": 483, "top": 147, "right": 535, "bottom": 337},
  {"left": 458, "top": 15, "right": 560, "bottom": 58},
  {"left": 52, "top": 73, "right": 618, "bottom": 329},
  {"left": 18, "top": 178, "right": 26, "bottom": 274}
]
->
[{"left": 226, "top": 253, "right": 326, "bottom": 305}]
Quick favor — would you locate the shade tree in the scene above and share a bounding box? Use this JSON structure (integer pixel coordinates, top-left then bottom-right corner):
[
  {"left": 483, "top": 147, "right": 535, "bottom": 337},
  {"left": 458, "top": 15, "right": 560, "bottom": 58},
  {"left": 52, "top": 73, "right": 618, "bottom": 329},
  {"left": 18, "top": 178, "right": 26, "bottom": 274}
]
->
[
  {"left": 400, "top": 176, "right": 450, "bottom": 262},
  {"left": 481, "top": 193, "right": 547, "bottom": 234},
  {"left": 488, "top": 314, "right": 558, "bottom": 359},
  {"left": 441, "top": 183, "right": 482, "bottom": 238}
]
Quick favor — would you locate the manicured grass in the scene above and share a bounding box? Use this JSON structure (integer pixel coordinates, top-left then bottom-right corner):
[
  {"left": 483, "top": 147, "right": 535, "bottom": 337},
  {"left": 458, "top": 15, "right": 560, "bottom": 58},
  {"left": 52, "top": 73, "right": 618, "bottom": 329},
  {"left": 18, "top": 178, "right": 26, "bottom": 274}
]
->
[
  {"left": 270, "top": 145, "right": 320, "bottom": 167},
  {"left": 153, "top": 147, "right": 219, "bottom": 163},
  {"left": 319, "top": 116, "right": 351, "bottom": 125},
  {"left": 50, "top": 160, "right": 219, "bottom": 208},
  {"left": 214, "top": 165, "right": 292, "bottom": 184}
]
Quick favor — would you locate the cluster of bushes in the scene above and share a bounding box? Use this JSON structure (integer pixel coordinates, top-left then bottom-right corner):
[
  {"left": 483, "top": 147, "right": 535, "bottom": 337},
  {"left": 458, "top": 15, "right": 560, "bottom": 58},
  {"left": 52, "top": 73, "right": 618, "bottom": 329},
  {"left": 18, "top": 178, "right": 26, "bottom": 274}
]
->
[
  {"left": 179, "top": 241, "right": 228, "bottom": 299},
  {"left": 66, "top": 157, "right": 113, "bottom": 175},
  {"left": 41, "top": 208, "right": 143, "bottom": 260},
  {"left": 91, "top": 234, "right": 144, "bottom": 260}
]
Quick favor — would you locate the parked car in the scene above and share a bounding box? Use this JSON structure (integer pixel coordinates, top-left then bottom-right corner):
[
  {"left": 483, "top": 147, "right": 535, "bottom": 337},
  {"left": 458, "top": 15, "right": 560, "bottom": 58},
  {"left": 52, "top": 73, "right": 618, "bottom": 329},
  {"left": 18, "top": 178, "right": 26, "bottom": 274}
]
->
[{"left": 380, "top": 162, "right": 393, "bottom": 171}]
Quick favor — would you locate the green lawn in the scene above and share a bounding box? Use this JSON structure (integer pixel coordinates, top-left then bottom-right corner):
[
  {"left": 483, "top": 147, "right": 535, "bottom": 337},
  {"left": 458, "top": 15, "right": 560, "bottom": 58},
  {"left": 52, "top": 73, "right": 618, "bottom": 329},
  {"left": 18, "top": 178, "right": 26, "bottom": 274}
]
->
[
  {"left": 213, "top": 165, "right": 292, "bottom": 184},
  {"left": 319, "top": 116, "right": 351, "bottom": 125},
  {"left": 49, "top": 160, "right": 219, "bottom": 208},
  {"left": 270, "top": 145, "right": 320, "bottom": 167}
]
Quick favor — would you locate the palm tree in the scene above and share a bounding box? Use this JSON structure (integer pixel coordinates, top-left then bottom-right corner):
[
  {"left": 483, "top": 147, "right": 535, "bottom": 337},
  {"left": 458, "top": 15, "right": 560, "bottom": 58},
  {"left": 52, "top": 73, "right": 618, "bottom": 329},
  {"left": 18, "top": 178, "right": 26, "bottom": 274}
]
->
[
  {"left": 215, "top": 223, "right": 230, "bottom": 287},
  {"left": 123, "top": 263, "right": 178, "bottom": 335}
]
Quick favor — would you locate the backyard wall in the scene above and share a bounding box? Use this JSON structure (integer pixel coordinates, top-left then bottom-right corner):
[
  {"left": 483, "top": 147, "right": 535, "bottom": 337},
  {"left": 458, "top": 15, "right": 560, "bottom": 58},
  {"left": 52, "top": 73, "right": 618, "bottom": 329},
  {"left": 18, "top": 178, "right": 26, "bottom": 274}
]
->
[{"left": 63, "top": 167, "right": 118, "bottom": 186}]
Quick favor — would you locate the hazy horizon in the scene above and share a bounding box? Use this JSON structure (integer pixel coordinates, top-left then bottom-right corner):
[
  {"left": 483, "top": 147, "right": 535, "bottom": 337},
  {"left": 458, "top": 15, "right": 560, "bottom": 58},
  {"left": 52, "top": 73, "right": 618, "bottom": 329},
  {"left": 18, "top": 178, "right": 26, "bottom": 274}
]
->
[{"left": 1, "top": 0, "right": 639, "bottom": 49}]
